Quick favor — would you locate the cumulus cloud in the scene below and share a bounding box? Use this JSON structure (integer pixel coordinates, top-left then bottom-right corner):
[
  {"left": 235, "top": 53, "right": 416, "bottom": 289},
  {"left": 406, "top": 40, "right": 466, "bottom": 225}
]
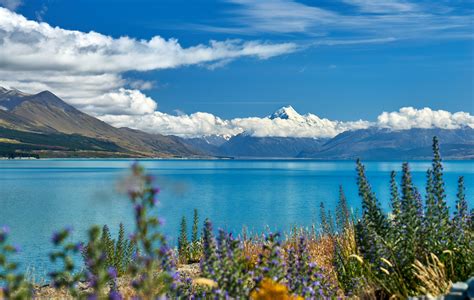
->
[
  {"left": 77, "top": 88, "right": 158, "bottom": 116},
  {"left": 99, "top": 112, "right": 242, "bottom": 137},
  {"left": 377, "top": 107, "right": 474, "bottom": 130},
  {"left": 0, "top": 7, "right": 297, "bottom": 116},
  {"left": 98, "top": 106, "right": 372, "bottom": 138},
  {"left": 98, "top": 106, "right": 473, "bottom": 138}
]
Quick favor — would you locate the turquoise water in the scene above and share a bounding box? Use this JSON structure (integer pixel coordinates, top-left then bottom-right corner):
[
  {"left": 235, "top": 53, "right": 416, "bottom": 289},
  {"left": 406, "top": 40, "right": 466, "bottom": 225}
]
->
[{"left": 0, "top": 159, "right": 473, "bottom": 277}]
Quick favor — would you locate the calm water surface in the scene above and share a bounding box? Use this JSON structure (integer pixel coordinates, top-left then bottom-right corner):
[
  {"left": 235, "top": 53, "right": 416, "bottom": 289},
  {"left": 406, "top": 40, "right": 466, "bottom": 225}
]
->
[{"left": 0, "top": 159, "right": 473, "bottom": 276}]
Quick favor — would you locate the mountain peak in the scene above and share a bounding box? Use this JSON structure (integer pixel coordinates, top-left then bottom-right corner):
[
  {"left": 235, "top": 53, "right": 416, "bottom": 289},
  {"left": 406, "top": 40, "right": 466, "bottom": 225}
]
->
[
  {"left": 0, "top": 87, "right": 30, "bottom": 97},
  {"left": 269, "top": 106, "right": 302, "bottom": 120}
]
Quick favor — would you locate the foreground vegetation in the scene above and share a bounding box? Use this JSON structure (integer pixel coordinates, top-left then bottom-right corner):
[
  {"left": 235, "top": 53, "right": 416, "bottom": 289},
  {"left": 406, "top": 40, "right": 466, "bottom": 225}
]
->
[{"left": 0, "top": 137, "right": 472, "bottom": 299}]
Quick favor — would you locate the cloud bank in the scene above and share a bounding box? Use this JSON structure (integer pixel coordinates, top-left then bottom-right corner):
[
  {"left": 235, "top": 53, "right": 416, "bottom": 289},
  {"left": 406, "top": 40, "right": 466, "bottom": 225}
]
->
[
  {"left": 377, "top": 107, "right": 474, "bottom": 130},
  {"left": 98, "top": 106, "right": 473, "bottom": 138},
  {"left": 0, "top": 7, "right": 297, "bottom": 116}
]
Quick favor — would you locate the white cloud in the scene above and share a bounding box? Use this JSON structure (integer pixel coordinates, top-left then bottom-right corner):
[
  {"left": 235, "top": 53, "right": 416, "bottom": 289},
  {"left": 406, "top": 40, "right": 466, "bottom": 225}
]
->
[
  {"left": 99, "top": 112, "right": 242, "bottom": 137},
  {"left": 98, "top": 106, "right": 473, "bottom": 138},
  {"left": 215, "top": 0, "right": 472, "bottom": 41},
  {"left": 377, "top": 107, "right": 474, "bottom": 130},
  {"left": 98, "top": 106, "right": 372, "bottom": 138},
  {"left": 0, "top": 0, "right": 22, "bottom": 11},
  {"left": 0, "top": 7, "right": 297, "bottom": 116},
  {"left": 341, "top": 0, "right": 417, "bottom": 13},
  {"left": 78, "top": 88, "right": 158, "bottom": 116}
]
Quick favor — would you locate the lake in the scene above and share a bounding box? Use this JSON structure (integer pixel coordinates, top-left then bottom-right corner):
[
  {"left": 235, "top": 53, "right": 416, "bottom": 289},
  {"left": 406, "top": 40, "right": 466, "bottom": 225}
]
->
[{"left": 0, "top": 159, "right": 473, "bottom": 278}]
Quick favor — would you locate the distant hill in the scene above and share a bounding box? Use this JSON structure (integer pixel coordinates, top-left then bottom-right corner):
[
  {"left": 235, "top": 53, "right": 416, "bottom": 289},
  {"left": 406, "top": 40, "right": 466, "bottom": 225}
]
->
[
  {"left": 298, "top": 127, "right": 474, "bottom": 160},
  {"left": 0, "top": 87, "right": 201, "bottom": 158},
  {"left": 217, "top": 134, "right": 327, "bottom": 158}
]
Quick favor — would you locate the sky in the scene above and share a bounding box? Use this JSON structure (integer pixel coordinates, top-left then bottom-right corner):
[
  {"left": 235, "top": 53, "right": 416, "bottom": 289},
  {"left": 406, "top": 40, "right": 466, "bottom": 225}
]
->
[{"left": 0, "top": 0, "right": 473, "bottom": 137}]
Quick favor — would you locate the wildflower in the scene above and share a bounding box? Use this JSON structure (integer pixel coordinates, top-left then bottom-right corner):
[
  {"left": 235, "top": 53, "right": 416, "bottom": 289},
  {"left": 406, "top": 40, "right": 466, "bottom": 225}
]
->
[
  {"left": 108, "top": 290, "right": 123, "bottom": 300},
  {"left": 51, "top": 232, "right": 61, "bottom": 245},
  {"left": 250, "top": 278, "right": 302, "bottom": 300},
  {"left": 107, "top": 267, "right": 118, "bottom": 279}
]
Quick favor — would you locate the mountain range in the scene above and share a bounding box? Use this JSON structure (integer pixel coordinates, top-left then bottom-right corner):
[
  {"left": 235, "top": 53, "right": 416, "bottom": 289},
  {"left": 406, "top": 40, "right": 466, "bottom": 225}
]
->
[
  {"left": 182, "top": 106, "right": 474, "bottom": 159},
  {"left": 0, "top": 87, "right": 472, "bottom": 159},
  {"left": 0, "top": 87, "right": 201, "bottom": 158}
]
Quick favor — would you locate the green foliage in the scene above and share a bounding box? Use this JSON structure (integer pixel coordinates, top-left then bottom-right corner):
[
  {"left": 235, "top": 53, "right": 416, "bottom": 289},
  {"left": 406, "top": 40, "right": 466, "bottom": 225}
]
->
[
  {"left": 177, "top": 216, "right": 189, "bottom": 263},
  {"left": 0, "top": 226, "right": 32, "bottom": 299},
  {"left": 319, "top": 202, "right": 331, "bottom": 236},
  {"left": 50, "top": 226, "right": 121, "bottom": 298},
  {"left": 192, "top": 208, "right": 199, "bottom": 244},
  {"left": 82, "top": 223, "right": 135, "bottom": 278},
  {"left": 430, "top": 136, "right": 450, "bottom": 254},
  {"left": 200, "top": 221, "right": 252, "bottom": 298},
  {"left": 450, "top": 176, "right": 473, "bottom": 281},
  {"left": 126, "top": 163, "right": 175, "bottom": 298},
  {"left": 336, "top": 185, "right": 350, "bottom": 233},
  {"left": 344, "top": 136, "right": 473, "bottom": 298},
  {"left": 177, "top": 210, "right": 202, "bottom": 264}
]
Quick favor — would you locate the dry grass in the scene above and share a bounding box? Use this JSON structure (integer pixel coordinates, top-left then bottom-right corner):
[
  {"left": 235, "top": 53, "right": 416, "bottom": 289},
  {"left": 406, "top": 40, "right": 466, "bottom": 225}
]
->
[{"left": 413, "top": 253, "right": 452, "bottom": 296}]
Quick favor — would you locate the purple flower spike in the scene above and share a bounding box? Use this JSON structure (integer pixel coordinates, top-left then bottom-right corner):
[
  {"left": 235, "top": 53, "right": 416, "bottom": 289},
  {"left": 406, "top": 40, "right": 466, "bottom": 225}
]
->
[
  {"left": 107, "top": 267, "right": 118, "bottom": 279},
  {"left": 109, "top": 291, "right": 123, "bottom": 300}
]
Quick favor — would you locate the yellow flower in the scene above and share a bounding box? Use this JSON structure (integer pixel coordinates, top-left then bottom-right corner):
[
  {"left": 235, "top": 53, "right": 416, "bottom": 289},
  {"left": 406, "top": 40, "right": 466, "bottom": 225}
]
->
[{"left": 250, "top": 278, "right": 303, "bottom": 300}]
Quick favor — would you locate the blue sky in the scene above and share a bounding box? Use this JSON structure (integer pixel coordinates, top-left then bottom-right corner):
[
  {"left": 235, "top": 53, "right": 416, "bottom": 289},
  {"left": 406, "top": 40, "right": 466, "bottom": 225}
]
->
[
  {"left": 7, "top": 0, "right": 472, "bottom": 119},
  {"left": 0, "top": 0, "right": 473, "bottom": 137}
]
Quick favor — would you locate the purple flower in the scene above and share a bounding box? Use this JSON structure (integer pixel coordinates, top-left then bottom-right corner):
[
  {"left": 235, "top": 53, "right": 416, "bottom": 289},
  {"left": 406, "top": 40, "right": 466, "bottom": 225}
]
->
[
  {"left": 74, "top": 242, "right": 84, "bottom": 252},
  {"left": 87, "top": 294, "right": 98, "bottom": 300},
  {"left": 51, "top": 232, "right": 61, "bottom": 245},
  {"left": 134, "top": 204, "right": 143, "bottom": 215},
  {"left": 107, "top": 267, "right": 118, "bottom": 279},
  {"left": 108, "top": 291, "right": 123, "bottom": 300}
]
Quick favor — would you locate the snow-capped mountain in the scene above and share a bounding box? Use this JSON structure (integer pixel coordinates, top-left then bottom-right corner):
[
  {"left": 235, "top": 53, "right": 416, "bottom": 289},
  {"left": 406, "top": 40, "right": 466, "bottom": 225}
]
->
[{"left": 269, "top": 105, "right": 305, "bottom": 121}]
